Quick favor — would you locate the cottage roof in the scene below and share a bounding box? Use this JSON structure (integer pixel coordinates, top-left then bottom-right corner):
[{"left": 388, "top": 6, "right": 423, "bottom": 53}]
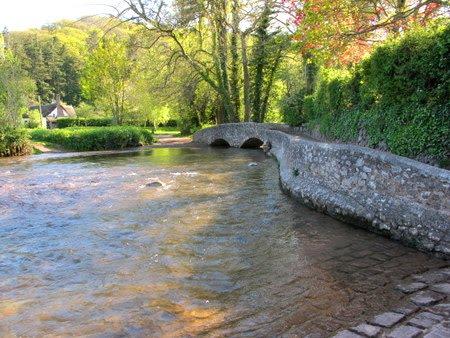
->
[
  {"left": 29, "top": 103, "right": 56, "bottom": 117},
  {"left": 29, "top": 102, "right": 76, "bottom": 118}
]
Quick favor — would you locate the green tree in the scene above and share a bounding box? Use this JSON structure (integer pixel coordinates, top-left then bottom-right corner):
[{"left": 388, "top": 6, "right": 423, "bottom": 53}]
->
[
  {"left": 123, "top": 0, "right": 291, "bottom": 124},
  {"left": 81, "top": 38, "right": 135, "bottom": 124},
  {"left": 8, "top": 33, "right": 82, "bottom": 105},
  {"left": 0, "top": 50, "right": 35, "bottom": 127},
  {"left": 250, "top": 1, "right": 290, "bottom": 122}
]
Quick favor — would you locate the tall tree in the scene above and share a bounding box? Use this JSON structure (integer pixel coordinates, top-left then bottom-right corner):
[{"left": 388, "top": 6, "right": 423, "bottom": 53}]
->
[
  {"left": 213, "top": 0, "right": 236, "bottom": 122},
  {"left": 8, "top": 33, "right": 82, "bottom": 105},
  {"left": 250, "top": 0, "right": 290, "bottom": 122},
  {"left": 230, "top": 0, "right": 241, "bottom": 121},
  {"left": 81, "top": 38, "right": 135, "bottom": 124},
  {"left": 0, "top": 50, "right": 35, "bottom": 127},
  {"left": 251, "top": 1, "right": 271, "bottom": 122},
  {"left": 241, "top": 32, "right": 252, "bottom": 121},
  {"left": 121, "top": 0, "right": 290, "bottom": 124}
]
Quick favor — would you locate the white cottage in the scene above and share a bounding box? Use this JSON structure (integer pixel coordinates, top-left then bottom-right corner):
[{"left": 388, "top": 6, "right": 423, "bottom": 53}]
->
[{"left": 29, "top": 96, "right": 76, "bottom": 128}]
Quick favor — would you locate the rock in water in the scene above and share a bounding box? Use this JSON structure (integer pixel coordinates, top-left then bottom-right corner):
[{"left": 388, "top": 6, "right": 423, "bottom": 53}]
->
[
  {"left": 146, "top": 181, "right": 163, "bottom": 188},
  {"left": 248, "top": 162, "right": 258, "bottom": 167}
]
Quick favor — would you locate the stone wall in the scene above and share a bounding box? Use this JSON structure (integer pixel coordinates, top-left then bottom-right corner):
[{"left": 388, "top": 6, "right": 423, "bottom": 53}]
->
[{"left": 193, "top": 123, "right": 450, "bottom": 258}]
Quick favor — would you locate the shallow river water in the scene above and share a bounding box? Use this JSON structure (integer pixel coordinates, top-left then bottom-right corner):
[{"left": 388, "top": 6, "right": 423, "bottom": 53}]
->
[{"left": 0, "top": 147, "right": 445, "bottom": 337}]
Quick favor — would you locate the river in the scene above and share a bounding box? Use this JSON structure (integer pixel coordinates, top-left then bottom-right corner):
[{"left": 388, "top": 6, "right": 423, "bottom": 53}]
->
[{"left": 0, "top": 147, "right": 445, "bottom": 336}]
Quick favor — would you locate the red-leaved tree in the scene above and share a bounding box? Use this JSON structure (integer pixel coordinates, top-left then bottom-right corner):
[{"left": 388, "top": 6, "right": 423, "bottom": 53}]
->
[{"left": 283, "top": 0, "right": 448, "bottom": 64}]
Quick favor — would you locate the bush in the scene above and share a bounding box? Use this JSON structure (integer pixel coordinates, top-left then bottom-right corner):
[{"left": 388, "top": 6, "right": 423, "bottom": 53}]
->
[
  {"left": 289, "top": 22, "right": 450, "bottom": 163},
  {"left": 177, "top": 116, "right": 201, "bottom": 135},
  {"left": 24, "top": 109, "right": 43, "bottom": 128},
  {"left": 159, "top": 119, "right": 178, "bottom": 127},
  {"left": 313, "top": 68, "right": 355, "bottom": 118},
  {"left": 56, "top": 117, "right": 113, "bottom": 128},
  {"left": 281, "top": 89, "right": 308, "bottom": 126},
  {"left": 359, "top": 22, "right": 449, "bottom": 108},
  {"left": 0, "top": 128, "right": 31, "bottom": 157},
  {"left": 30, "top": 126, "right": 154, "bottom": 151}
]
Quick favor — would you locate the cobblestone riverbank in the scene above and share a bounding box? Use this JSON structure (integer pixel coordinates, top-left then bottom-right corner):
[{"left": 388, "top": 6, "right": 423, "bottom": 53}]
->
[{"left": 334, "top": 266, "right": 450, "bottom": 338}]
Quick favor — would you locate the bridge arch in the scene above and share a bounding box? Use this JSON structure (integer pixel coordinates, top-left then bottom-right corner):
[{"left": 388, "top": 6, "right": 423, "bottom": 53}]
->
[
  {"left": 210, "top": 138, "right": 231, "bottom": 147},
  {"left": 240, "top": 137, "right": 264, "bottom": 149}
]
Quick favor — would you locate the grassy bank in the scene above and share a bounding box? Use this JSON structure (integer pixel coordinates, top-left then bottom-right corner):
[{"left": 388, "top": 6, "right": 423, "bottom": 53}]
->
[{"left": 30, "top": 126, "right": 154, "bottom": 151}]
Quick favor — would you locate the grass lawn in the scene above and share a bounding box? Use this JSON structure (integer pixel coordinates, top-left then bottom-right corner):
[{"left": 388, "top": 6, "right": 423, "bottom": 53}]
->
[{"left": 154, "top": 127, "right": 181, "bottom": 135}]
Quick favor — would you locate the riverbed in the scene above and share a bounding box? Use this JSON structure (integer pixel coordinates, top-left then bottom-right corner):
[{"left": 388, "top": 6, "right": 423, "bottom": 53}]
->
[{"left": 0, "top": 147, "right": 445, "bottom": 336}]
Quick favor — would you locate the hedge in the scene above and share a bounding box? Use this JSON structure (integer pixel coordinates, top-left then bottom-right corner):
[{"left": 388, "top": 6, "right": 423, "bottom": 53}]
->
[
  {"left": 283, "top": 22, "right": 450, "bottom": 163},
  {"left": 56, "top": 117, "right": 113, "bottom": 128},
  {"left": 30, "top": 126, "right": 154, "bottom": 151},
  {"left": 0, "top": 128, "right": 31, "bottom": 157}
]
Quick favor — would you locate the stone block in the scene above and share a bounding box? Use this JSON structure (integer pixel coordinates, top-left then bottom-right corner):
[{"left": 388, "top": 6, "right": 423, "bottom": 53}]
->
[
  {"left": 407, "top": 312, "right": 444, "bottom": 329},
  {"left": 410, "top": 291, "right": 446, "bottom": 306},
  {"left": 351, "top": 323, "right": 382, "bottom": 337},
  {"left": 430, "top": 283, "right": 450, "bottom": 295},
  {"left": 387, "top": 325, "right": 422, "bottom": 338},
  {"left": 395, "top": 282, "right": 427, "bottom": 294},
  {"left": 423, "top": 322, "right": 450, "bottom": 338},
  {"left": 333, "top": 330, "right": 364, "bottom": 338},
  {"left": 393, "top": 303, "right": 420, "bottom": 316},
  {"left": 369, "top": 312, "right": 405, "bottom": 328},
  {"left": 428, "top": 303, "right": 450, "bottom": 317},
  {"left": 413, "top": 271, "right": 447, "bottom": 284}
]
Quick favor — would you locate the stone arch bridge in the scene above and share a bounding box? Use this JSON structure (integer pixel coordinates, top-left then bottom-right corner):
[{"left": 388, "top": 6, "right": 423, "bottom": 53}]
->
[{"left": 193, "top": 123, "right": 450, "bottom": 258}]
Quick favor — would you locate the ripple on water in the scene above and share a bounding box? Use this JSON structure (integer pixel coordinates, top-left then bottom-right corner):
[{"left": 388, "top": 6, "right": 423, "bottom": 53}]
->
[{"left": 0, "top": 147, "right": 446, "bottom": 336}]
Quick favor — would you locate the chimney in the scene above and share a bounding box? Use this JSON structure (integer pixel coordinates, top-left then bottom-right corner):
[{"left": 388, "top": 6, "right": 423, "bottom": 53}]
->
[{"left": 55, "top": 94, "right": 61, "bottom": 104}]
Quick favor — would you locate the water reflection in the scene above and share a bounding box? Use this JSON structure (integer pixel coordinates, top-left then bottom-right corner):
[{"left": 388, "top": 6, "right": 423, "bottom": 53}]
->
[{"left": 0, "top": 148, "right": 445, "bottom": 336}]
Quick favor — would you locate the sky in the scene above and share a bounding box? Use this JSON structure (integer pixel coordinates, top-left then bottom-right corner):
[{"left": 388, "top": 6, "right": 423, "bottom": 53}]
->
[{"left": 0, "top": 0, "right": 123, "bottom": 31}]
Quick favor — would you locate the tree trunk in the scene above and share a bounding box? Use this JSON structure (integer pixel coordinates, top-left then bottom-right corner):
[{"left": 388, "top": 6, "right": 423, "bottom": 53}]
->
[
  {"left": 241, "top": 33, "right": 251, "bottom": 122},
  {"left": 304, "top": 53, "right": 317, "bottom": 95},
  {"left": 251, "top": 0, "right": 271, "bottom": 122},
  {"left": 260, "top": 48, "right": 282, "bottom": 122},
  {"left": 213, "top": 0, "right": 234, "bottom": 123},
  {"left": 230, "top": 0, "right": 241, "bottom": 122},
  {"left": 211, "top": 29, "right": 225, "bottom": 124}
]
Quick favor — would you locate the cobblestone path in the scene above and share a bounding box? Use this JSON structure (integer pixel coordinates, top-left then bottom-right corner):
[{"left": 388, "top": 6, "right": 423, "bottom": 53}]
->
[{"left": 333, "top": 267, "right": 450, "bottom": 338}]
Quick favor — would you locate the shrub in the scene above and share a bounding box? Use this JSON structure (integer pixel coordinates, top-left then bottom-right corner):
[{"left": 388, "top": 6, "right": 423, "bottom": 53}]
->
[
  {"left": 24, "top": 109, "right": 43, "bottom": 128},
  {"left": 159, "top": 119, "right": 178, "bottom": 128},
  {"left": 30, "top": 126, "right": 154, "bottom": 151},
  {"left": 177, "top": 116, "right": 201, "bottom": 135},
  {"left": 56, "top": 117, "right": 113, "bottom": 128},
  {"left": 292, "top": 22, "right": 450, "bottom": 163},
  {"left": 313, "top": 68, "right": 354, "bottom": 118},
  {"left": 0, "top": 127, "right": 31, "bottom": 157},
  {"left": 281, "top": 89, "right": 308, "bottom": 126},
  {"left": 359, "top": 22, "right": 449, "bottom": 108}
]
